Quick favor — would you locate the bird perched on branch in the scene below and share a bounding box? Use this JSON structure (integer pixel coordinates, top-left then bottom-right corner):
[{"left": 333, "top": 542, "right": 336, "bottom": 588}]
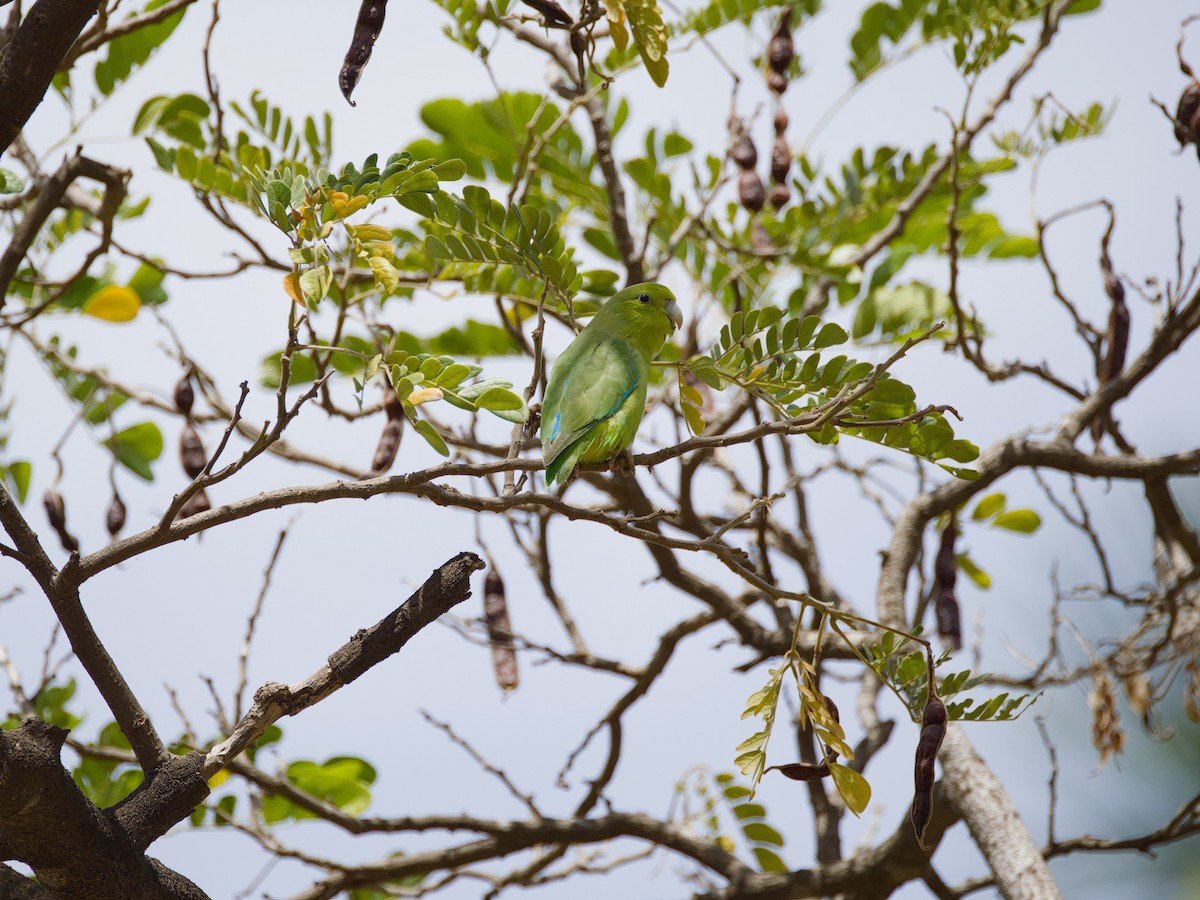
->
[{"left": 540, "top": 282, "right": 683, "bottom": 485}]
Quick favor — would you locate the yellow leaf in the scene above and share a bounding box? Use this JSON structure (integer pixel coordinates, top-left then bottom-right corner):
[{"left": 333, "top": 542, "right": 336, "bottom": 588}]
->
[
  {"left": 829, "top": 763, "right": 871, "bottom": 815},
  {"left": 282, "top": 273, "right": 303, "bottom": 304},
  {"left": 82, "top": 284, "right": 141, "bottom": 322},
  {"left": 207, "top": 768, "right": 230, "bottom": 788},
  {"left": 408, "top": 387, "right": 444, "bottom": 406},
  {"left": 346, "top": 223, "right": 392, "bottom": 242}
]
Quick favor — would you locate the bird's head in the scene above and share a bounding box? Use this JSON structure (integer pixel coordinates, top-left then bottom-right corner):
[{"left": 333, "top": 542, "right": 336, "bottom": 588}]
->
[{"left": 605, "top": 282, "right": 683, "bottom": 335}]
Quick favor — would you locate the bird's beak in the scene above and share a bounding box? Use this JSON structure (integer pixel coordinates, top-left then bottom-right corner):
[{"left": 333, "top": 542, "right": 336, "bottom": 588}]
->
[{"left": 665, "top": 300, "right": 683, "bottom": 332}]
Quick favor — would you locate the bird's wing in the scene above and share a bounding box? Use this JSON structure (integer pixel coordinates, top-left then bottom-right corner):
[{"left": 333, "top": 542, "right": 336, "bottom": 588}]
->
[{"left": 542, "top": 336, "right": 641, "bottom": 467}]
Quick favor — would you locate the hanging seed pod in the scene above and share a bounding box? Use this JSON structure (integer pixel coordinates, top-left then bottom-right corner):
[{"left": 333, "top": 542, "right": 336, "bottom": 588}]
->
[
  {"left": 910, "top": 694, "right": 947, "bottom": 849},
  {"left": 339, "top": 0, "right": 388, "bottom": 106},
  {"left": 179, "top": 423, "right": 207, "bottom": 479},
  {"left": 370, "top": 418, "right": 404, "bottom": 473},
  {"left": 1088, "top": 664, "right": 1124, "bottom": 767},
  {"left": 106, "top": 491, "right": 126, "bottom": 538},
  {"left": 768, "top": 182, "right": 791, "bottom": 210},
  {"left": 934, "top": 520, "right": 960, "bottom": 649},
  {"left": 730, "top": 132, "right": 758, "bottom": 170},
  {"left": 1174, "top": 81, "right": 1200, "bottom": 146},
  {"left": 770, "top": 136, "right": 791, "bottom": 183},
  {"left": 766, "top": 69, "right": 789, "bottom": 96},
  {"left": 483, "top": 567, "right": 519, "bottom": 693},
  {"left": 1091, "top": 266, "right": 1130, "bottom": 442},
  {"left": 738, "top": 169, "right": 766, "bottom": 213},
  {"left": 766, "top": 9, "right": 794, "bottom": 74},
  {"left": 766, "top": 761, "right": 831, "bottom": 781},
  {"left": 179, "top": 489, "right": 211, "bottom": 519},
  {"left": 43, "top": 489, "right": 79, "bottom": 553},
  {"left": 774, "top": 106, "right": 789, "bottom": 136},
  {"left": 382, "top": 380, "right": 404, "bottom": 421},
  {"left": 173, "top": 374, "right": 194, "bottom": 416}
]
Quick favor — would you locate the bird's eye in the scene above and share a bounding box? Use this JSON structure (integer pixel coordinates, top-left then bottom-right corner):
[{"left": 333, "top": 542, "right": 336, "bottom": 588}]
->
[{"left": 639, "top": 293, "right": 650, "bottom": 303}]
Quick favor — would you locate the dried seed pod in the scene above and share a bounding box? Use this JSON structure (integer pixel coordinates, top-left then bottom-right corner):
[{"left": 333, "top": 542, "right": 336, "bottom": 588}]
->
[
  {"left": 43, "top": 489, "right": 79, "bottom": 553},
  {"left": 1091, "top": 268, "right": 1130, "bottom": 442},
  {"left": 730, "top": 132, "right": 758, "bottom": 170},
  {"left": 770, "top": 135, "right": 791, "bottom": 183},
  {"left": 934, "top": 520, "right": 960, "bottom": 649},
  {"left": 179, "top": 489, "right": 211, "bottom": 519},
  {"left": 382, "top": 380, "right": 404, "bottom": 421},
  {"left": 339, "top": 0, "right": 388, "bottom": 107},
  {"left": 910, "top": 694, "right": 947, "bottom": 848},
  {"left": 483, "top": 567, "right": 519, "bottom": 693},
  {"left": 106, "top": 491, "right": 127, "bottom": 538},
  {"left": 766, "top": 9, "right": 794, "bottom": 74},
  {"left": 773, "top": 106, "right": 789, "bottom": 136},
  {"left": 1088, "top": 665, "right": 1124, "bottom": 767},
  {"left": 173, "top": 374, "right": 194, "bottom": 416},
  {"left": 371, "top": 417, "right": 404, "bottom": 473},
  {"left": 179, "top": 423, "right": 207, "bottom": 479},
  {"left": 766, "top": 70, "right": 789, "bottom": 96},
  {"left": 738, "top": 169, "right": 766, "bottom": 213},
  {"left": 768, "top": 181, "right": 791, "bottom": 210},
  {"left": 1174, "top": 81, "right": 1200, "bottom": 146},
  {"left": 519, "top": 0, "right": 573, "bottom": 26},
  {"left": 1185, "top": 661, "right": 1200, "bottom": 724},
  {"left": 767, "top": 762, "right": 831, "bottom": 781}
]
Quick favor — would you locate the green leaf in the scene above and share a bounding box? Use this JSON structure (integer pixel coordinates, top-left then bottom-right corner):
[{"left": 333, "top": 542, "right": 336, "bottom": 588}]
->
[
  {"left": 753, "top": 847, "right": 788, "bottom": 873},
  {"left": 742, "top": 822, "right": 784, "bottom": 846},
  {"left": 813, "top": 323, "right": 848, "bottom": 350},
  {"left": 4, "top": 461, "right": 31, "bottom": 503},
  {"left": 992, "top": 509, "right": 1041, "bottom": 534},
  {"left": 828, "top": 763, "right": 871, "bottom": 815},
  {"left": 956, "top": 553, "right": 991, "bottom": 590},
  {"left": 0, "top": 167, "right": 23, "bottom": 194},
  {"left": 413, "top": 419, "right": 449, "bottom": 456},
  {"left": 971, "top": 492, "right": 1006, "bottom": 521},
  {"left": 104, "top": 422, "right": 163, "bottom": 480}
]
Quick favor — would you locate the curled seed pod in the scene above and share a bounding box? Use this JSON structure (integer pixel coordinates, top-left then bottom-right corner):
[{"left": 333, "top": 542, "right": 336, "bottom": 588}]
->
[
  {"left": 766, "top": 9, "right": 794, "bottom": 74},
  {"left": 768, "top": 181, "right": 791, "bottom": 210},
  {"left": 383, "top": 380, "right": 404, "bottom": 421},
  {"left": 179, "top": 489, "right": 211, "bottom": 519},
  {"left": 173, "top": 374, "right": 194, "bottom": 416},
  {"left": 774, "top": 106, "right": 789, "bottom": 136},
  {"left": 371, "top": 417, "right": 404, "bottom": 473},
  {"left": 910, "top": 694, "right": 947, "bottom": 848},
  {"left": 1185, "top": 661, "right": 1200, "bottom": 724},
  {"left": 179, "top": 423, "right": 207, "bottom": 479},
  {"left": 738, "top": 169, "right": 766, "bottom": 213},
  {"left": 519, "top": 0, "right": 573, "bottom": 26},
  {"left": 339, "top": 0, "right": 388, "bottom": 107},
  {"left": 766, "top": 69, "right": 789, "bottom": 96},
  {"left": 1088, "top": 665, "right": 1124, "bottom": 767},
  {"left": 106, "top": 491, "right": 127, "bottom": 538},
  {"left": 1091, "top": 269, "right": 1130, "bottom": 442},
  {"left": 484, "top": 567, "right": 519, "bottom": 693},
  {"left": 770, "top": 135, "right": 791, "bottom": 183},
  {"left": 730, "top": 133, "right": 758, "bottom": 170},
  {"left": 43, "top": 489, "right": 80, "bottom": 553},
  {"left": 1174, "top": 81, "right": 1200, "bottom": 146}
]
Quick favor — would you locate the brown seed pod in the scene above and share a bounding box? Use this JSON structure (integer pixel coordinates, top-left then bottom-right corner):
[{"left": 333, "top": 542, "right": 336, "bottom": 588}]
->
[
  {"left": 371, "top": 417, "right": 404, "bottom": 473},
  {"left": 770, "top": 135, "right": 791, "bottom": 183},
  {"left": 484, "top": 567, "right": 519, "bottom": 692},
  {"left": 730, "top": 133, "right": 758, "bottom": 170},
  {"left": 43, "top": 488, "right": 79, "bottom": 553},
  {"left": 910, "top": 694, "right": 947, "bottom": 848},
  {"left": 766, "top": 70, "right": 789, "bottom": 96},
  {"left": 180, "top": 423, "right": 207, "bottom": 479},
  {"left": 382, "top": 379, "right": 404, "bottom": 421},
  {"left": 768, "top": 182, "right": 791, "bottom": 210},
  {"left": 173, "top": 374, "right": 194, "bottom": 416},
  {"left": 1091, "top": 266, "right": 1130, "bottom": 442},
  {"left": 766, "top": 9, "right": 794, "bottom": 74},
  {"left": 767, "top": 762, "right": 831, "bottom": 781},
  {"left": 738, "top": 169, "right": 766, "bottom": 213},
  {"left": 179, "top": 488, "right": 211, "bottom": 519},
  {"left": 1175, "top": 81, "right": 1200, "bottom": 146},
  {"left": 339, "top": 0, "right": 388, "bottom": 106},
  {"left": 1088, "top": 665, "right": 1124, "bottom": 767},
  {"left": 774, "top": 107, "right": 789, "bottom": 136},
  {"left": 519, "top": 0, "right": 573, "bottom": 26},
  {"left": 933, "top": 520, "right": 960, "bottom": 648},
  {"left": 106, "top": 492, "right": 126, "bottom": 538}
]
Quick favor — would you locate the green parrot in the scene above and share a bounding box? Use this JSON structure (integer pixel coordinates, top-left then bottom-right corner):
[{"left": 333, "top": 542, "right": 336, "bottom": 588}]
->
[{"left": 540, "top": 282, "right": 683, "bottom": 485}]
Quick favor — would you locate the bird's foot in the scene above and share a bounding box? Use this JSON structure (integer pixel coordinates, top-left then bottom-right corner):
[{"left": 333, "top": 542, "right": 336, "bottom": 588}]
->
[{"left": 610, "top": 449, "right": 636, "bottom": 478}]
